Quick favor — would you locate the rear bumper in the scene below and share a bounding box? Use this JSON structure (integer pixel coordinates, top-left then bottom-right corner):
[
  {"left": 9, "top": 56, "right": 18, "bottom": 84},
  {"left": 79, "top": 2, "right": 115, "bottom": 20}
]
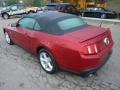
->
[
  {"left": 79, "top": 51, "right": 111, "bottom": 76},
  {"left": 56, "top": 33, "right": 113, "bottom": 74},
  {"left": 59, "top": 48, "right": 113, "bottom": 74},
  {"left": 63, "top": 45, "right": 113, "bottom": 74}
]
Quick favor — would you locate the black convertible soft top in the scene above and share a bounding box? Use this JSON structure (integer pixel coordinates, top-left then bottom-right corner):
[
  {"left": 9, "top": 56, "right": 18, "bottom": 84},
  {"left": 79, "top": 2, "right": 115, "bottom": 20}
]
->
[
  {"left": 23, "top": 12, "right": 87, "bottom": 35},
  {"left": 24, "top": 11, "right": 76, "bottom": 22}
]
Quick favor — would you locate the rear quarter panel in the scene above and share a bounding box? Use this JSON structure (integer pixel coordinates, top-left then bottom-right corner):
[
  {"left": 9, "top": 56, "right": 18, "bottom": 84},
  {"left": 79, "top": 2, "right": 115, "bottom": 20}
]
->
[{"left": 31, "top": 32, "right": 83, "bottom": 71}]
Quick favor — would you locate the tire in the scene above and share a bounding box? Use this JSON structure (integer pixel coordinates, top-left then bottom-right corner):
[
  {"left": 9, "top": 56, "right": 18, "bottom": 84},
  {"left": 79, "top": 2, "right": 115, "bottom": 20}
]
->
[
  {"left": 81, "top": 13, "right": 84, "bottom": 17},
  {"left": 101, "top": 14, "right": 106, "bottom": 19},
  {"left": 38, "top": 49, "right": 58, "bottom": 74},
  {"left": 4, "top": 32, "right": 13, "bottom": 45},
  {"left": 2, "top": 13, "right": 9, "bottom": 19}
]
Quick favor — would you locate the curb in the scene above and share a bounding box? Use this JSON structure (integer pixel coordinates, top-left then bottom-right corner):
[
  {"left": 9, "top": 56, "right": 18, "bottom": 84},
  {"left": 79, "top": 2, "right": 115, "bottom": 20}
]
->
[{"left": 81, "top": 17, "right": 120, "bottom": 23}]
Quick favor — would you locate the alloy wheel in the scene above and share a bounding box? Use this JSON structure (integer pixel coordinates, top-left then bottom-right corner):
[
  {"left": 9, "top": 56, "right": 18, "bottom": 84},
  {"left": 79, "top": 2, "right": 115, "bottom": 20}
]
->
[
  {"left": 5, "top": 32, "right": 10, "bottom": 44},
  {"left": 40, "top": 52, "right": 53, "bottom": 72}
]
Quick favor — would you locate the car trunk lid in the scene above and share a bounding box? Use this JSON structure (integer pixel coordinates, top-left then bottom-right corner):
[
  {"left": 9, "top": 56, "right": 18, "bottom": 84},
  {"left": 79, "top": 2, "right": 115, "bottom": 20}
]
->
[
  {"left": 66, "top": 26, "right": 108, "bottom": 43},
  {"left": 64, "top": 26, "right": 113, "bottom": 55}
]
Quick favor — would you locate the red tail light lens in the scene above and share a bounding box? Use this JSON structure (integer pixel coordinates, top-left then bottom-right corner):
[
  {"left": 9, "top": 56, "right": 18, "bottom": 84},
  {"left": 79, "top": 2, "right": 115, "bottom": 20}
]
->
[{"left": 82, "top": 44, "right": 99, "bottom": 55}]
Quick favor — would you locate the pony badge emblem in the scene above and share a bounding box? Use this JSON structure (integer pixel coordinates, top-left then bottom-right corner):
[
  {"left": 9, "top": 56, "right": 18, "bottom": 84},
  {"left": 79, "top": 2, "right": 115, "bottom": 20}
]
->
[{"left": 104, "top": 37, "right": 110, "bottom": 45}]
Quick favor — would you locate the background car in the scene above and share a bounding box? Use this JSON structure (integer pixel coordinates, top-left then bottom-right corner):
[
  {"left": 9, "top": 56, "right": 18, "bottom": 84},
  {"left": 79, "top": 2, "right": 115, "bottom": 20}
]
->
[
  {"left": 1, "top": 4, "right": 39, "bottom": 19},
  {"left": 3, "top": 12, "right": 113, "bottom": 77},
  {"left": 44, "top": 3, "right": 80, "bottom": 15},
  {"left": 80, "top": 7, "right": 117, "bottom": 19},
  {"left": 0, "top": 9, "right": 1, "bottom": 16},
  {"left": 118, "top": 12, "right": 120, "bottom": 19}
]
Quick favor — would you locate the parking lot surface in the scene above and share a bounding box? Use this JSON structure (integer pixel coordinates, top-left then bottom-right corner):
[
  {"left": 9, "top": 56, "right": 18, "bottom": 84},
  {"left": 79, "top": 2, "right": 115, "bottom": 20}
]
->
[{"left": 0, "top": 17, "right": 120, "bottom": 90}]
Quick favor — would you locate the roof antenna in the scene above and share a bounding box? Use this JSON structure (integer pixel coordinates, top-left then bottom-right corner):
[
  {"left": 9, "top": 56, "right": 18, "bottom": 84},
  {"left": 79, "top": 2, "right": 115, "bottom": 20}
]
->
[{"left": 99, "top": 21, "right": 103, "bottom": 27}]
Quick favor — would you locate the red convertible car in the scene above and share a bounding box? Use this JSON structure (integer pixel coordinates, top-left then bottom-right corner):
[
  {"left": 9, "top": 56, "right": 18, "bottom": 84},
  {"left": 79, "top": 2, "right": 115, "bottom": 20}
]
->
[{"left": 3, "top": 12, "right": 113, "bottom": 77}]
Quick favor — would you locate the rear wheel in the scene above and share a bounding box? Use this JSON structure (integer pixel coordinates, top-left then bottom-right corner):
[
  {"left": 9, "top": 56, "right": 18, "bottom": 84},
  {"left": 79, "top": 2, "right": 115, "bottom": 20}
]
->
[
  {"left": 81, "top": 13, "right": 84, "bottom": 17},
  {"left": 4, "top": 32, "right": 13, "bottom": 45},
  {"left": 38, "top": 49, "right": 58, "bottom": 74},
  {"left": 2, "top": 13, "right": 9, "bottom": 19},
  {"left": 101, "top": 14, "right": 106, "bottom": 19}
]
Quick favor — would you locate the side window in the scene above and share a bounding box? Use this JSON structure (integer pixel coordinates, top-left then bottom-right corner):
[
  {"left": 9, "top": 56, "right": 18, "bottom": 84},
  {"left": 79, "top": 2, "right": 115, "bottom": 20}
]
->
[
  {"left": 46, "top": 5, "right": 57, "bottom": 10},
  {"left": 34, "top": 22, "right": 41, "bottom": 31},
  {"left": 19, "top": 18, "right": 36, "bottom": 30},
  {"left": 101, "top": 8, "right": 106, "bottom": 12},
  {"left": 59, "top": 5, "right": 65, "bottom": 10},
  {"left": 67, "top": 5, "right": 76, "bottom": 11},
  {"left": 18, "top": 5, "right": 25, "bottom": 9},
  {"left": 11, "top": 6, "right": 18, "bottom": 11}
]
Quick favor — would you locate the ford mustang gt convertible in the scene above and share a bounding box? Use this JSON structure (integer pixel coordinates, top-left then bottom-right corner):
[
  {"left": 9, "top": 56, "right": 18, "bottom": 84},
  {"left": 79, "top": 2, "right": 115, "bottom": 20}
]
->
[{"left": 3, "top": 12, "right": 113, "bottom": 77}]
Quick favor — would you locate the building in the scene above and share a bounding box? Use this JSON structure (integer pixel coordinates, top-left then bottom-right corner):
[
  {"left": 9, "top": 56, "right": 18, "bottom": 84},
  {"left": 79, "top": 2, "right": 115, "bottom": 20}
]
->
[{"left": 51, "top": 0, "right": 107, "bottom": 9}]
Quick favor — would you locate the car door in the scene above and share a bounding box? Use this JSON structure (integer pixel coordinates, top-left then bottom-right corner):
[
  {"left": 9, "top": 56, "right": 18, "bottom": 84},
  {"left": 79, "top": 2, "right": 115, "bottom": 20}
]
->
[
  {"left": 30, "top": 21, "right": 43, "bottom": 53},
  {"left": 83, "top": 8, "right": 94, "bottom": 17},
  {"left": 89, "top": 8, "right": 97, "bottom": 18},
  {"left": 17, "top": 5, "right": 26, "bottom": 14},
  {"left": 94, "top": 8, "right": 102, "bottom": 18},
  {"left": 10, "top": 5, "right": 25, "bottom": 15},
  {"left": 14, "top": 18, "right": 36, "bottom": 51}
]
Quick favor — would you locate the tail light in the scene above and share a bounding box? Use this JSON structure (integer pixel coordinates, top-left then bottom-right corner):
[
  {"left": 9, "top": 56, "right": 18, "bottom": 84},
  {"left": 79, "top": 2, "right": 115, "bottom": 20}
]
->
[{"left": 82, "top": 44, "right": 99, "bottom": 55}]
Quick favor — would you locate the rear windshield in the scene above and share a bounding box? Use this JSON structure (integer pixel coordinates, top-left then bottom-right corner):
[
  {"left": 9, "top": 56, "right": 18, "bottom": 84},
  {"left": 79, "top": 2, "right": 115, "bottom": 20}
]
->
[{"left": 57, "top": 18, "right": 87, "bottom": 31}]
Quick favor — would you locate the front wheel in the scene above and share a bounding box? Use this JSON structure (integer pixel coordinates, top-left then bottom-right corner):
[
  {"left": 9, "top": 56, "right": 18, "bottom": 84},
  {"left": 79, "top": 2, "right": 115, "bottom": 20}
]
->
[
  {"left": 38, "top": 49, "right": 58, "bottom": 74},
  {"left": 4, "top": 32, "right": 13, "bottom": 45}
]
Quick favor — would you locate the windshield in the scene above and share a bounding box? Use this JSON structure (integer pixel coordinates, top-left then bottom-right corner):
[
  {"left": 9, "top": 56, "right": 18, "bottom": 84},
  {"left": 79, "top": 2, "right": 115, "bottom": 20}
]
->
[{"left": 57, "top": 18, "right": 87, "bottom": 31}]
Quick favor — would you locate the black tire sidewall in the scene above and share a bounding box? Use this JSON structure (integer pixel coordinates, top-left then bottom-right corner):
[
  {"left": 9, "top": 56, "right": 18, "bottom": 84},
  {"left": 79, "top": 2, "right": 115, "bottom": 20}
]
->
[{"left": 38, "top": 49, "right": 58, "bottom": 74}]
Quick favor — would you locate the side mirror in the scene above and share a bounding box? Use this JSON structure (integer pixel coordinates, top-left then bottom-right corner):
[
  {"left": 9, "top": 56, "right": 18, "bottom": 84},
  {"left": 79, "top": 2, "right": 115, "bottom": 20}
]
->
[{"left": 11, "top": 23, "right": 19, "bottom": 27}]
